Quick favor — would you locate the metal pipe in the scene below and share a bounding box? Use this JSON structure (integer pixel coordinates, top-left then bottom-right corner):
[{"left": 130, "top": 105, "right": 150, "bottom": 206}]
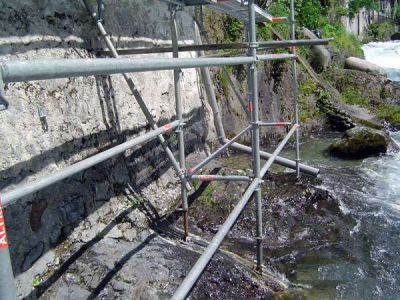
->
[
  {"left": 97, "top": 0, "right": 104, "bottom": 21},
  {"left": 82, "top": 0, "right": 192, "bottom": 191},
  {"left": 0, "top": 201, "right": 17, "bottom": 300},
  {"left": 290, "top": 0, "right": 300, "bottom": 178},
  {"left": 96, "top": 38, "right": 333, "bottom": 56},
  {"left": 190, "top": 175, "right": 251, "bottom": 182},
  {"left": 257, "top": 53, "right": 296, "bottom": 61},
  {"left": 188, "top": 125, "right": 251, "bottom": 176},
  {"left": 248, "top": 0, "right": 263, "bottom": 272},
  {"left": 171, "top": 178, "right": 261, "bottom": 300},
  {"left": 170, "top": 6, "right": 189, "bottom": 241},
  {"left": 259, "top": 122, "right": 292, "bottom": 126},
  {"left": 260, "top": 125, "right": 299, "bottom": 177},
  {"left": 229, "top": 141, "right": 319, "bottom": 176},
  {"left": 0, "top": 57, "right": 255, "bottom": 83},
  {"left": 1, "top": 121, "right": 179, "bottom": 207}
]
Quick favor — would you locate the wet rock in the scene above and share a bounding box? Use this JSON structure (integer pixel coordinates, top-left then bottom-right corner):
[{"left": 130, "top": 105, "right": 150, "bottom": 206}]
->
[
  {"left": 317, "top": 95, "right": 355, "bottom": 131},
  {"left": 391, "top": 32, "right": 400, "bottom": 40},
  {"left": 329, "top": 126, "right": 389, "bottom": 159},
  {"left": 345, "top": 57, "right": 386, "bottom": 76}
]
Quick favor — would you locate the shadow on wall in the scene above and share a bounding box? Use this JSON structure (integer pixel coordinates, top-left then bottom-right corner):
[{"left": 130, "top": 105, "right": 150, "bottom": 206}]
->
[
  {"left": 4, "top": 106, "right": 206, "bottom": 277},
  {"left": 0, "top": 0, "right": 195, "bottom": 55},
  {"left": 0, "top": 0, "right": 207, "bottom": 279}
]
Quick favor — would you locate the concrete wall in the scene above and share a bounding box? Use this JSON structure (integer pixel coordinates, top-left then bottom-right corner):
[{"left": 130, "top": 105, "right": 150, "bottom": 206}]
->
[{"left": 0, "top": 0, "right": 213, "bottom": 284}]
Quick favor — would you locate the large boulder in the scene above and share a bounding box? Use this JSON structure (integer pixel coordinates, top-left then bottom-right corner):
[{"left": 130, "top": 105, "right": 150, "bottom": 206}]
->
[
  {"left": 329, "top": 126, "right": 389, "bottom": 159},
  {"left": 300, "top": 27, "right": 331, "bottom": 72},
  {"left": 345, "top": 57, "right": 386, "bottom": 76}
]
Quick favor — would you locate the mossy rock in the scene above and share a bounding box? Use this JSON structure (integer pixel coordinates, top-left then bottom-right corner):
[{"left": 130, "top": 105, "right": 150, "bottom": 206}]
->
[{"left": 329, "top": 126, "right": 389, "bottom": 159}]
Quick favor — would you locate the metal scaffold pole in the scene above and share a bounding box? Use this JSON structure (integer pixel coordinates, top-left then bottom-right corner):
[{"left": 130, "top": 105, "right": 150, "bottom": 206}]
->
[
  {"left": 290, "top": 0, "right": 301, "bottom": 178},
  {"left": 248, "top": 0, "right": 263, "bottom": 271},
  {"left": 0, "top": 77, "right": 17, "bottom": 300},
  {"left": 82, "top": 0, "right": 192, "bottom": 192},
  {"left": 170, "top": 5, "right": 189, "bottom": 241}
]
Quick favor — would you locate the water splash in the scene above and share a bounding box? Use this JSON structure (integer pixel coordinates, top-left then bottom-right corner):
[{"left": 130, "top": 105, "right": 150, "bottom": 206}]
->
[{"left": 362, "top": 41, "right": 400, "bottom": 81}]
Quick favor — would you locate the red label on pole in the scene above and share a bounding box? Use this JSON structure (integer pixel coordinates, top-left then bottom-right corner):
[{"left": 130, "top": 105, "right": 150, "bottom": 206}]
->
[
  {"left": 247, "top": 102, "right": 253, "bottom": 113},
  {"left": 163, "top": 123, "right": 173, "bottom": 130},
  {"left": 291, "top": 46, "right": 297, "bottom": 54},
  {"left": 0, "top": 199, "right": 8, "bottom": 249},
  {"left": 275, "top": 122, "right": 286, "bottom": 126},
  {"left": 199, "top": 175, "right": 216, "bottom": 182}
]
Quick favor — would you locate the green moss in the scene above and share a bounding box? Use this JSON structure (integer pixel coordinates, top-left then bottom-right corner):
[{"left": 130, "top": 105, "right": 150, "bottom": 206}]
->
[
  {"left": 376, "top": 105, "right": 400, "bottom": 126},
  {"left": 341, "top": 86, "right": 369, "bottom": 107}
]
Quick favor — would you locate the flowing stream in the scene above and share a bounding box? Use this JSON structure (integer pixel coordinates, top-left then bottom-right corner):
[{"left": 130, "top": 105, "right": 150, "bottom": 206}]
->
[
  {"left": 286, "top": 136, "right": 400, "bottom": 299},
  {"left": 281, "top": 42, "right": 400, "bottom": 299}
]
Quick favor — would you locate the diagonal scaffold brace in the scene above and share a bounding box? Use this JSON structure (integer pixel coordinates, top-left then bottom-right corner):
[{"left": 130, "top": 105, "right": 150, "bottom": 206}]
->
[{"left": 82, "top": 0, "right": 192, "bottom": 194}]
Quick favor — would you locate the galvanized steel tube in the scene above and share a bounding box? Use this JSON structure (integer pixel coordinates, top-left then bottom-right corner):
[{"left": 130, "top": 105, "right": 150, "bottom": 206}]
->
[
  {"left": 290, "top": 0, "right": 301, "bottom": 178},
  {"left": 0, "top": 202, "right": 17, "bottom": 300},
  {"left": 170, "top": 7, "right": 189, "bottom": 241},
  {"left": 1, "top": 121, "right": 179, "bottom": 207},
  {"left": 171, "top": 178, "right": 261, "bottom": 300},
  {"left": 190, "top": 175, "right": 251, "bottom": 182},
  {"left": 229, "top": 141, "right": 319, "bottom": 176},
  {"left": 248, "top": 0, "right": 263, "bottom": 271},
  {"left": 0, "top": 57, "right": 255, "bottom": 83}
]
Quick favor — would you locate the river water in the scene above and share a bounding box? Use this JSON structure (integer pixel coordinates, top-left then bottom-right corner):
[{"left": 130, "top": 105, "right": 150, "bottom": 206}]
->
[
  {"left": 272, "top": 41, "right": 400, "bottom": 300},
  {"left": 289, "top": 42, "right": 400, "bottom": 299},
  {"left": 286, "top": 136, "right": 400, "bottom": 299}
]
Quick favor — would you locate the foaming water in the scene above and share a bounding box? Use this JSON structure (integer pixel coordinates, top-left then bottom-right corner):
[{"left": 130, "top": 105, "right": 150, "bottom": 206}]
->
[
  {"left": 284, "top": 135, "right": 400, "bottom": 298},
  {"left": 362, "top": 41, "right": 400, "bottom": 81}
]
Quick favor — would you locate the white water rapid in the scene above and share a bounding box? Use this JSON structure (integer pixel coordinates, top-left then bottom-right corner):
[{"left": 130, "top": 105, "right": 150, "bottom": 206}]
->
[{"left": 362, "top": 41, "right": 400, "bottom": 81}]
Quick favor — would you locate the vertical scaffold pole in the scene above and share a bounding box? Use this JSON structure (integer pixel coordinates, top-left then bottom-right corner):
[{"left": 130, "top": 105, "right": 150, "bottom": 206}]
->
[
  {"left": 0, "top": 199, "right": 17, "bottom": 300},
  {"left": 290, "top": 0, "right": 301, "bottom": 179},
  {"left": 0, "top": 76, "right": 17, "bottom": 300},
  {"left": 248, "top": 0, "right": 263, "bottom": 271},
  {"left": 170, "top": 6, "right": 189, "bottom": 241}
]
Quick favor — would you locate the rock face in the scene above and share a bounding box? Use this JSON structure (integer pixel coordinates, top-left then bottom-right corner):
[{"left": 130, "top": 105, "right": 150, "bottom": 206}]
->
[
  {"left": 329, "top": 126, "right": 389, "bottom": 159},
  {"left": 345, "top": 57, "right": 386, "bottom": 76},
  {"left": 0, "top": 0, "right": 214, "bottom": 282}
]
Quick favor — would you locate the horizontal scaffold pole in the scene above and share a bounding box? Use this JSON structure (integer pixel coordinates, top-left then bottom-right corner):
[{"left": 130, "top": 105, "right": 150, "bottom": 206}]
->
[
  {"left": 190, "top": 175, "right": 251, "bottom": 182},
  {"left": 228, "top": 140, "right": 319, "bottom": 176},
  {"left": 96, "top": 38, "right": 332, "bottom": 56},
  {"left": 1, "top": 121, "right": 179, "bottom": 207},
  {"left": 0, "top": 57, "right": 255, "bottom": 83}
]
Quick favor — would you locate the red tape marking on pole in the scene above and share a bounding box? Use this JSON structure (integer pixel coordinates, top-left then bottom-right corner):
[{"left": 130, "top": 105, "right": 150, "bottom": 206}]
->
[
  {"left": 247, "top": 102, "right": 253, "bottom": 113},
  {"left": 0, "top": 197, "right": 9, "bottom": 249},
  {"left": 291, "top": 46, "right": 297, "bottom": 54},
  {"left": 275, "top": 122, "right": 286, "bottom": 126},
  {"left": 163, "top": 123, "right": 173, "bottom": 130},
  {"left": 272, "top": 17, "right": 285, "bottom": 22},
  {"left": 199, "top": 175, "right": 216, "bottom": 182}
]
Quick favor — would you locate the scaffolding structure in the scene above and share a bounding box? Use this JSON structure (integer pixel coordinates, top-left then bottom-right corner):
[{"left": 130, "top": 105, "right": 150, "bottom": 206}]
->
[{"left": 0, "top": 0, "right": 331, "bottom": 299}]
